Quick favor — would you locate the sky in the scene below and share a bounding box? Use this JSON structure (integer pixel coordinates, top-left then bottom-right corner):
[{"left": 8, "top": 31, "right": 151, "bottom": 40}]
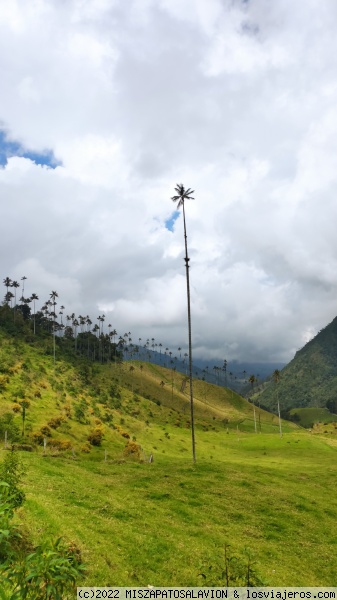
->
[{"left": 1, "top": 0, "right": 337, "bottom": 365}]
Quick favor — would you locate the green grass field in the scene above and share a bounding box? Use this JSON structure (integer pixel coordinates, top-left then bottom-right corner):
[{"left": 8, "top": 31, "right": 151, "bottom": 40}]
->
[{"left": 9, "top": 429, "right": 337, "bottom": 587}]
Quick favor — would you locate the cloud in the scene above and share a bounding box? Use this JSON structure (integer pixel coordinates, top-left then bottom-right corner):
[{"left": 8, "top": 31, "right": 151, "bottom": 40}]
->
[{"left": 1, "top": 0, "right": 337, "bottom": 365}]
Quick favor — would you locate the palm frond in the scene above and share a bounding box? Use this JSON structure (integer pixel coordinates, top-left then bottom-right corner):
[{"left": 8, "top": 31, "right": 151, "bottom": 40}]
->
[{"left": 171, "top": 183, "right": 195, "bottom": 207}]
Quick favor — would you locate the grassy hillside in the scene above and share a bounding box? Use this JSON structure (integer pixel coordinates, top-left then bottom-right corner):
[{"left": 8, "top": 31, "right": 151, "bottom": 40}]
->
[
  {"left": 1, "top": 315, "right": 337, "bottom": 587},
  {"left": 289, "top": 407, "right": 337, "bottom": 428},
  {"left": 257, "top": 315, "right": 337, "bottom": 413}
]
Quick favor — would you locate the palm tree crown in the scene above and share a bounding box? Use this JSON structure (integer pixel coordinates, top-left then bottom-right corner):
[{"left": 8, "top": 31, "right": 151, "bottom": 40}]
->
[{"left": 171, "top": 184, "right": 195, "bottom": 208}]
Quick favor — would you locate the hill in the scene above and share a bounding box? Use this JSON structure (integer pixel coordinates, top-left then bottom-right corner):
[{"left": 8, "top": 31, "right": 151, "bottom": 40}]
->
[
  {"left": 288, "top": 407, "right": 337, "bottom": 429},
  {"left": 0, "top": 312, "right": 295, "bottom": 458},
  {"left": 2, "top": 305, "right": 337, "bottom": 587},
  {"left": 257, "top": 315, "right": 337, "bottom": 413}
]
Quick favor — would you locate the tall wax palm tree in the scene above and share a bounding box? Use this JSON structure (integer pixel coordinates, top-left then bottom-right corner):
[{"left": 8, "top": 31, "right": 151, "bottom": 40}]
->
[
  {"left": 30, "top": 293, "right": 39, "bottom": 334},
  {"left": 50, "top": 291, "right": 58, "bottom": 364},
  {"left": 3, "top": 277, "right": 12, "bottom": 295},
  {"left": 248, "top": 374, "right": 257, "bottom": 433},
  {"left": 171, "top": 183, "right": 196, "bottom": 463},
  {"left": 5, "top": 291, "right": 14, "bottom": 306},
  {"left": 273, "top": 369, "right": 283, "bottom": 438},
  {"left": 86, "top": 317, "right": 92, "bottom": 358},
  {"left": 11, "top": 281, "right": 20, "bottom": 322},
  {"left": 21, "top": 276, "right": 27, "bottom": 302}
]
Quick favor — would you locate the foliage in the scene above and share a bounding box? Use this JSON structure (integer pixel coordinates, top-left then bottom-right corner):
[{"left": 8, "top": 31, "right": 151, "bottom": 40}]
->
[
  {"left": 259, "top": 315, "right": 337, "bottom": 412},
  {"left": 0, "top": 482, "right": 18, "bottom": 562},
  {"left": 2, "top": 536, "right": 85, "bottom": 600},
  {"left": 123, "top": 441, "right": 141, "bottom": 460},
  {"left": 74, "top": 399, "right": 88, "bottom": 423},
  {"left": 0, "top": 452, "right": 85, "bottom": 599},
  {"left": 47, "top": 417, "right": 64, "bottom": 430},
  {"left": 87, "top": 425, "right": 104, "bottom": 446},
  {"left": 326, "top": 398, "right": 337, "bottom": 414},
  {"left": 198, "top": 544, "right": 265, "bottom": 587},
  {"left": 0, "top": 414, "right": 20, "bottom": 444},
  {"left": 0, "top": 452, "right": 25, "bottom": 508}
]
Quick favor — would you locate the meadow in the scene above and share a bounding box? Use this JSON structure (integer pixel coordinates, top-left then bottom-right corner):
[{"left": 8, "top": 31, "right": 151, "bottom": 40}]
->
[{"left": 12, "top": 428, "right": 337, "bottom": 587}]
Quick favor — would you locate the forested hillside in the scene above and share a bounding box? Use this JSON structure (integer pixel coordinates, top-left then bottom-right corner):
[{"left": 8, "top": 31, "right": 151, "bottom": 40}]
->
[{"left": 258, "top": 315, "right": 337, "bottom": 413}]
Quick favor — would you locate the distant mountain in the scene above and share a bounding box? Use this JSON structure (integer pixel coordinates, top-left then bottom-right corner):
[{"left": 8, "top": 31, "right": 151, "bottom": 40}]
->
[
  {"left": 258, "top": 315, "right": 337, "bottom": 413},
  {"left": 126, "top": 348, "right": 284, "bottom": 392}
]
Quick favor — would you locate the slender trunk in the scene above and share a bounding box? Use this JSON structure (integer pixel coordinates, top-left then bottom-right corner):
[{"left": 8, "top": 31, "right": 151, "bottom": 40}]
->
[
  {"left": 277, "top": 389, "right": 282, "bottom": 438},
  {"left": 253, "top": 400, "right": 257, "bottom": 433},
  {"left": 182, "top": 202, "right": 196, "bottom": 463},
  {"left": 53, "top": 317, "right": 56, "bottom": 365}
]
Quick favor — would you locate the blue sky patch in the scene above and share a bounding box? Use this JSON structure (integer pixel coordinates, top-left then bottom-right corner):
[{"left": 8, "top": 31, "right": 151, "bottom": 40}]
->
[
  {"left": 0, "top": 129, "right": 60, "bottom": 168},
  {"left": 165, "top": 210, "right": 180, "bottom": 232}
]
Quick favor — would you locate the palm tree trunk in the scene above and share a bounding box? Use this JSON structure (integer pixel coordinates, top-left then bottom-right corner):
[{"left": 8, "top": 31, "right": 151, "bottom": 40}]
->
[
  {"left": 277, "top": 393, "right": 283, "bottom": 438},
  {"left": 182, "top": 202, "right": 196, "bottom": 463}
]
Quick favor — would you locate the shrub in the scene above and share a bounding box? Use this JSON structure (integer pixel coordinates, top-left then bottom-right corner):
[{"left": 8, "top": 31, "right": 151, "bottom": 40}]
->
[
  {"left": 87, "top": 426, "right": 104, "bottom": 446},
  {"left": 48, "top": 416, "right": 64, "bottom": 429},
  {"left": 0, "top": 451, "right": 25, "bottom": 508},
  {"left": 0, "top": 374, "right": 9, "bottom": 391},
  {"left": 0, "top": 413, "right": 20, "bottom": 442},
  {"left": 32, "top": 432, "right": 45, "bottom": 445},
  {"left": 198, "top": 544, "right": 264, "bottom": 587},
  {"left": 123, "top": 441, "right": 141, "bottom": 460},
  {"left": 0, "top": 481, "right": 18, "bottom": 562},
  {"left": 3, "top": 536, "right": 85, "bottom": 599},
  {"left": 121, "top": 431, "right": 130, "bottom": 439},
  {"left": 11, "top": 444, "right": 33, "bottom": 452},
  {"left": 64, "top": 404, "right": 72, "bottom": 418},
  {"left": 40, "top": 425, "right": 52, "bottom": 437},
  {"left": 48, "top": 439, "right": 72, "bottom": 451},
  {"left": 12, "top": 403, "right": 21, "bottom": 414},
  {"left": 81, "top": 443, "right": 91, "bottom": 453}
]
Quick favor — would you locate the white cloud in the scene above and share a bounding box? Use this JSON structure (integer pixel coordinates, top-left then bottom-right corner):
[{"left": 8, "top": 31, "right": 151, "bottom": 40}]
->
[{"left": 1, "top": 0, "right": 337, "bottom": 365}]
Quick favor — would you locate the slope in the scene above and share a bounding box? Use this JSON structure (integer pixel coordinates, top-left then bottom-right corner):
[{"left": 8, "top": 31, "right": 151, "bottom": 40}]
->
[{"left": 257, "top": 315, "right": 337, "bottom": 413}]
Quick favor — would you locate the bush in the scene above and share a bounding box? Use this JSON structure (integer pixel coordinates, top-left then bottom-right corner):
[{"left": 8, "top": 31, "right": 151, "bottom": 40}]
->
[
  {"left": 40, "top": 425, "right": 52, "bottom": 437},
  {"left": 0, "top": 451, "right": 25, "bottom": 508},
  {"left": 0, "top": 481, "right": 18, "bottom": 562},
  {"left": 198, "top": 544, "right": 264, "bottom": 587},
  {"left": 0, "top": 413, "right": 20, "bottom": 443},
  {"left": 0, "top": 374, "right": 9, "bottom": 391},
  {"left": 87, "top": 426, "right": 104, "bottom": 446},
  {"left": 11, "top": 444, "right": 33, "bottom": 452},
  {"left": 3, "top": 536, "right": 85, "bottom": 599},
  {"left": 123, "top": 441, "right": 141, "bottom": 460},
  {"left": 32, "top": 432, "right": 45, "bottom": 445},
  {"left": 48, "top": 439, "right": 72, "bottom": 451},
  {"left": 47, "top": 417, "right": 64, "bottom": 429},
  {"left": 81, "top": 443, "right": 91, "bottom": 453}
]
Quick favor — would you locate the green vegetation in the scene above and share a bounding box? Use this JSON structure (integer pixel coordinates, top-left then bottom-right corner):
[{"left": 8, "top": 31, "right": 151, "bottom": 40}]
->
[
  {"left": 289, "top": 407, "right": 337, "bottom": 429},
  {"left": 258, "top": 315, "right": 337, "bottom": 412},
  {"left": 0, "top": 453, "right": 84, "bottom": 599},
  {"left": 0, "top": 305, "right": 337, "bottom": 587}
]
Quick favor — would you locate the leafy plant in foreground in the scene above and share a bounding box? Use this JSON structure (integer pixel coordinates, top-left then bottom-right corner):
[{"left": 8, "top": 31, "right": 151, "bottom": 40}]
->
[
  {"left": 0, "top": 451, "right": 25, "bottom": 508},
  {"left": 0, "top": 452, "right": 85, "bottom": 599},
  {"left": 3, "top": 537, "right": 85, "bottom": 600},
  {"left": 198, "top": 543, "right": 265, "bottom": 587}
]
